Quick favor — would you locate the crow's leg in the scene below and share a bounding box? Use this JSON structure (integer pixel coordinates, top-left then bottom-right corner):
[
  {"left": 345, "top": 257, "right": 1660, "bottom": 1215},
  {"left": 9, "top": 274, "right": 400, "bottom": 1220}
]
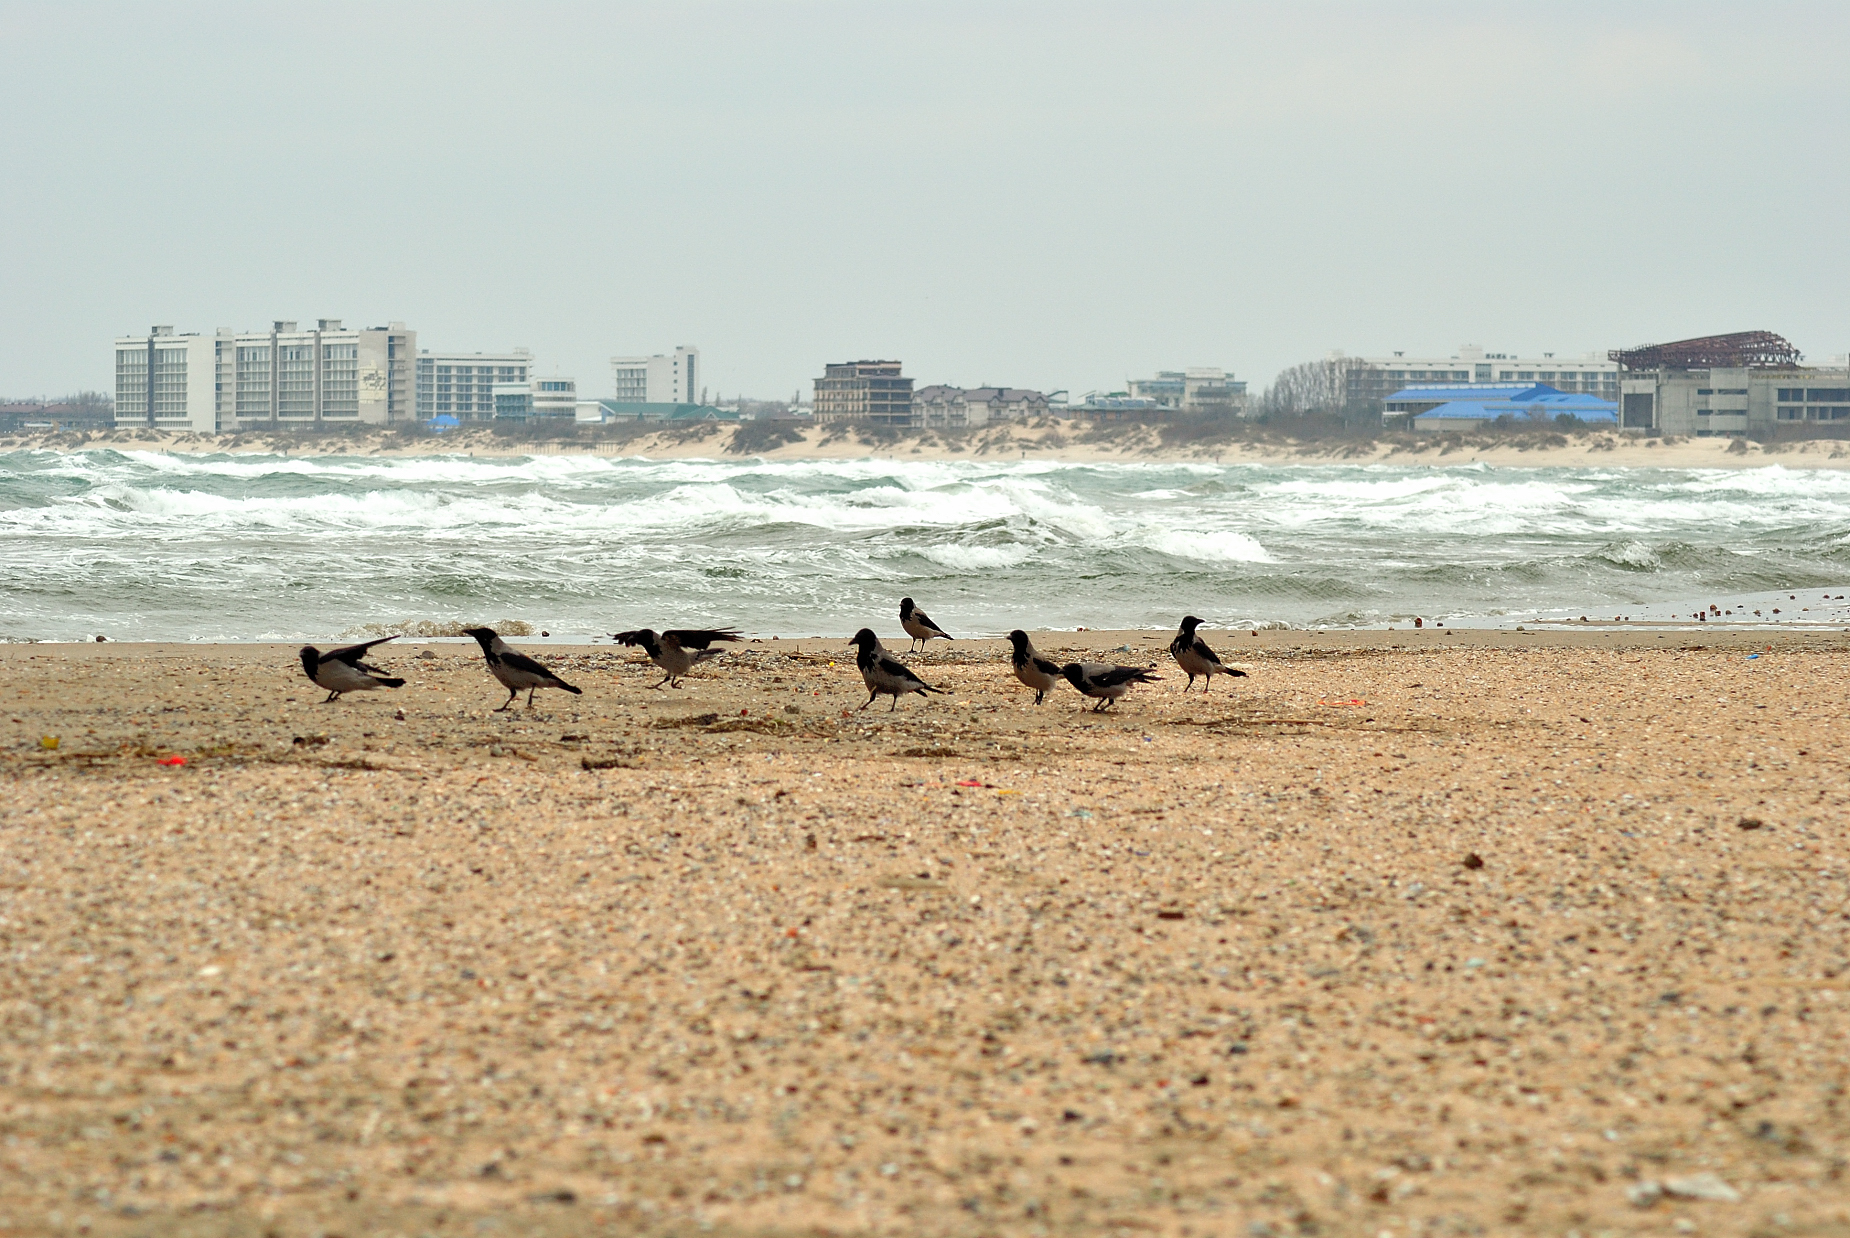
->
[
  {"left": 495, "top": 689, "right": 517, "bottom": 712},
  {"left": 859, "top": 692, "right": 877, "bottom": 711},
  {"left": 651, "top": 671, "right": 673, "bottom": 690}
]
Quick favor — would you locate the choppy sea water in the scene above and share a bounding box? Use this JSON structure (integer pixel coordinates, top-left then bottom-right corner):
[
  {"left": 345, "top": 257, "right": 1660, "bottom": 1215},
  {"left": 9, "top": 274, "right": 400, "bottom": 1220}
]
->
[{"left": 3, "top": 448, "right": 1849, "bottom": 642}]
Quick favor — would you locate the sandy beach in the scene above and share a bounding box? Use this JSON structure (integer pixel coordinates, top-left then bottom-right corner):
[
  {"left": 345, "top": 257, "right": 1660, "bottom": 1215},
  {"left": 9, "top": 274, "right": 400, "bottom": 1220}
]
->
[
  {"left": 9, "top": 420, "right": 1850, "bottom": 470},
  {"left": 3, "top": 628, "right": 1847, "bottom": 1236}
]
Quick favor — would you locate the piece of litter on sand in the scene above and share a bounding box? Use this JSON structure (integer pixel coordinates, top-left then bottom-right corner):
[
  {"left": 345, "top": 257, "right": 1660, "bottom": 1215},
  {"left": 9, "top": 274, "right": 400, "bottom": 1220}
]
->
[{"left": 1663, "top": 1173, "right": 1741, "bottom": 1203}]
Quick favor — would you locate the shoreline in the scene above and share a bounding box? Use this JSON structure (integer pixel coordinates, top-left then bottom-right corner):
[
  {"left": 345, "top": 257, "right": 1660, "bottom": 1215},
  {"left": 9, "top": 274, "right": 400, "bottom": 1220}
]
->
[
  {"left": 13, "top": 582, "right": 1850, "bottom": 648},
  {"left": 9, "top": 420, "right": 1850, "bottom": 469},
  {"left": 11, "top": 624, "right": 1850, "bottom": 659}
]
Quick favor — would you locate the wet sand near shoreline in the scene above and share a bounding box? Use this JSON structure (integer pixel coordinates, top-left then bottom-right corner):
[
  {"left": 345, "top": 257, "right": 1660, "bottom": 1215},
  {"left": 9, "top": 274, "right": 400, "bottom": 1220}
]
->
[{"left": 3, "top": 631, "right": 1849, "bottom": 1237}]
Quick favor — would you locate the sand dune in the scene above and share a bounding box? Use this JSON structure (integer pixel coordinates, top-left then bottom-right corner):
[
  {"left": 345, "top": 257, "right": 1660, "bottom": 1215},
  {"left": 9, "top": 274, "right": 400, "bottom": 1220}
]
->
[{"left": 9, "top": 420, "right": 1850, "bottom": 470}]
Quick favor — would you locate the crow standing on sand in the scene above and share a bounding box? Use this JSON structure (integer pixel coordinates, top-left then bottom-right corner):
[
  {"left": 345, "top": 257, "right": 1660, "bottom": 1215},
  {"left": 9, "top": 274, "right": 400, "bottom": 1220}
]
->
[
  {"left": 610, "top": 627, "right": 741, "bottom": 689},
  {"left": 462, "top": 627, "right": 582, "bottom": 710},
  {"left": 1170, "top": 615, "right": 1248, "bottom": 693},
  {"left": 1007, "top": 629, "right": 1064, "bottom": 705},
  {"left": 899, "top": 597, "right": 952, "bottom": 652},
  {"left": 1061, "top": 661, "right": 1161, "bottom": 712},
  {"left": 298, "top": 636, "right": 406, "bottom": 703},
  {"left": 850, "top": 628, "right": 949, "bottom": 711}
]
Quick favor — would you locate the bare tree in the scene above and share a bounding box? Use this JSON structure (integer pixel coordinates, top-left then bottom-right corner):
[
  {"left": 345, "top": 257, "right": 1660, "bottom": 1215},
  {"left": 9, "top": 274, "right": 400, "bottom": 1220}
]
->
[{"left": 1259, "top": 357, "right": 1376, "bottom": 421}]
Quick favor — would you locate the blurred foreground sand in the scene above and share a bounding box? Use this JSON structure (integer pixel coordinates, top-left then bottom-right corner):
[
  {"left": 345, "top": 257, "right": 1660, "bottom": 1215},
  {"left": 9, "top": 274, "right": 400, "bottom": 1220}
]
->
[{"left": 2, "top": 630, "right": 1848, "bottom": 1237}]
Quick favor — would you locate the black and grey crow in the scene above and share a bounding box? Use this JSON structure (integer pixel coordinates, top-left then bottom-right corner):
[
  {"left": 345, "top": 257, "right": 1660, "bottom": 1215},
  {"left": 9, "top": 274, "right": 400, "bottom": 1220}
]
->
[
  {"left": 1060, "top": 661, "right": 1160, "bottom": 711},
  {"left": 298, "top": 636, "right": 405, "bottom": 703},
  {"left": 850, "top": 628, "right": 948, "bottom": 711},
  {"left": 462, "top": 627, "right": 582, "bottom": 710},
  {"left": 1007, "top": 629, "right": 1063, "bottom": 705},
  {"left": 898, "top": 597, "right": 952, "bottom": 652},
  {"left": 610, "top": 627, "right": 742, "bottom": 689},
  {"left": 1170, "top": 615, "right": 1248, "bottom": 693}
]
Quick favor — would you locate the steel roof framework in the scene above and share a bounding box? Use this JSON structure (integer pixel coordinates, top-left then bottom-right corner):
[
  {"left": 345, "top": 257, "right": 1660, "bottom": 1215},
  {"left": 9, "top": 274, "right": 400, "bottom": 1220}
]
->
[{"left": 1610, "top": 331, "right": 1802, "bottom": 371}]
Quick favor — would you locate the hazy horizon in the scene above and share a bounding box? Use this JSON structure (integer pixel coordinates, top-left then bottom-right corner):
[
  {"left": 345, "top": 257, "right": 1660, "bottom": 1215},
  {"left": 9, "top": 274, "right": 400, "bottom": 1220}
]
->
[{"left": 2, "top": 1, "right": 1845, "bottom": 402}]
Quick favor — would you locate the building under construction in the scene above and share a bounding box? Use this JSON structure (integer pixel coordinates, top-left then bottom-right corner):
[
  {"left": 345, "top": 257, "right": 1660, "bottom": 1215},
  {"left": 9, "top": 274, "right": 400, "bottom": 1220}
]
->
[
  {"left": 1612, "top": 331, "right": 1847, "bottom": 436},
  {"left": 1610, "top": 331, "right": 1803, "bottom": 373}
]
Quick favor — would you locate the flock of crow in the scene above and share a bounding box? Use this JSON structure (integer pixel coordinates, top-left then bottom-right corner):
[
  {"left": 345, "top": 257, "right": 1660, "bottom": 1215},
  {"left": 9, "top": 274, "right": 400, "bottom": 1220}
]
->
[{"left": 297, "top": 599, "right": 1247, "bottom": 714}]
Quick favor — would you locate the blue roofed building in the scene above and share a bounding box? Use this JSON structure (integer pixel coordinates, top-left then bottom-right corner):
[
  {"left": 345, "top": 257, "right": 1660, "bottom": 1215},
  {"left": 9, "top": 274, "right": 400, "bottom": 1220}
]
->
[{"left": 1382, "top": 382, "right": 1617, "bottom": 431}]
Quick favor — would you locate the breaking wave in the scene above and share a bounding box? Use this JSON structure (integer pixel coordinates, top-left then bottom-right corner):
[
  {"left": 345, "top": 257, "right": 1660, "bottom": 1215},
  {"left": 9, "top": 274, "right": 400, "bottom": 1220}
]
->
[{"left": 2, "top": 448, "right": 1847, "bottom": 639}]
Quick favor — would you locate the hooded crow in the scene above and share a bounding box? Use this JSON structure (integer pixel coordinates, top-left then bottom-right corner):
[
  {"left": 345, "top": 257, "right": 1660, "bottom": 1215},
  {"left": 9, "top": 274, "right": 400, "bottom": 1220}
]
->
[
  {"left": 610, "top": 627, "right": 742, "bottom": 689},
  {"left": 298, "top": 636, "right": 405, "bottom": 703},
  {"left": 1061, "top": 661, "right": 1160, "bottom": 712},
  {"left": 1171, "top": 615, "right": 1249, "bottom": 693},
  {"left": 899, "top": 597, "right": 952, "bottom": 652},
  {"left": 462, "top": 627, "right": 583, "bottom": 710},
  {"left": 849, "top": 628, "right": 949, "bottom": 711},
  {"left": 1007, "top": 629, "right": 1064, "bottom": 705}
]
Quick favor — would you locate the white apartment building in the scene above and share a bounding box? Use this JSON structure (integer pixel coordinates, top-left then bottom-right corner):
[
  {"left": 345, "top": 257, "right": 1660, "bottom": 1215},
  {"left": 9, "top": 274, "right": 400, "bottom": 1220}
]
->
[
  {"left": 115, "top": 320, "right": 415, "bottom": 431},
  {"left": 113, "top": 327, "right": 216, "bottom": 431},
  {"left": 531, "top": 377, "right": 577, "bottom": 419},
  {"left": 611, "top": 347, "right": 699, "bottom": 405},
  {"left": 1344, "top": 345, "right": 1620, "bottom": 406},
  {"left": 417, "top": 349, "right": 533, "bottom": 420},
  {"left": 1126, "top": 368, "right": 1248, "bottom": 412}
]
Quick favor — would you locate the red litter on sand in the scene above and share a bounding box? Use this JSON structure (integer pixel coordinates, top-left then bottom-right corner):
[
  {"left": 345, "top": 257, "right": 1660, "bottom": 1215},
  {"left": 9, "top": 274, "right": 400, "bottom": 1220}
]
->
[
  {"left": 956, "top": 779, "right": 983, "bottom": 787},
  {"left": 158, "top": 756, "right": 187, "bottom": 766}
]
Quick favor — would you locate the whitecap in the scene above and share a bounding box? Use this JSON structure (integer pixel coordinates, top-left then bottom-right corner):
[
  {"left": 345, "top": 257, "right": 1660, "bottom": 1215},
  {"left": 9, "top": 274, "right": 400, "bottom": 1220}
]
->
[
  {"left": 919, "top": 544, "right": 1035, "bottom": 570},
  {"left": 1142, "top": 529, "right": 1275, "bottom": 563}
]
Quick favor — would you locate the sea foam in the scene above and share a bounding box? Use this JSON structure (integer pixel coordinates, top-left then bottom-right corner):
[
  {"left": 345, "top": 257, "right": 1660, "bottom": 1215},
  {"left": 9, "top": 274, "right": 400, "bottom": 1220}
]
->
[{"left": 3, "top": 449, "right": 1847, "bottom": 640}]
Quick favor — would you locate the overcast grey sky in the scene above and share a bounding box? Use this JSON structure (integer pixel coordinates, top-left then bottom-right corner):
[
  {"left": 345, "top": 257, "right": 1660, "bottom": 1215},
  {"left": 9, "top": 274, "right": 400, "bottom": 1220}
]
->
[{"left": 2, "top": 1, "right": 1845, "bottom": 401}]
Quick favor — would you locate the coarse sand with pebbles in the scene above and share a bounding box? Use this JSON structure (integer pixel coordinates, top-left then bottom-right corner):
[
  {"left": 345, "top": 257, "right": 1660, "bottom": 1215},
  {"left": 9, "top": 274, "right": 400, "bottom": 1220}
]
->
[{"left": 2, "top": 629, "right": 1848, "bottom": 1238}]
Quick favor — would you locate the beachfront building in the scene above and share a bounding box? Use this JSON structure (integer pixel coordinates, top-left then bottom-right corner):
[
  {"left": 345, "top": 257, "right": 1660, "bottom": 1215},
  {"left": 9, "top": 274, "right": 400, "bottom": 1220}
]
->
[
  {"left": 814, "top": 360, "right": 914, "bottom": 426},
  {"left": 1611, "top": 331, "right": 1849, "bottom": 436},
  {"left": 582, "top": 401, "right": 739, "bottom": 423},
  {"left": 1341, "top": 346, "right": 1620, "bottom": 409},
  {"left": 417, "top": 349, "right": 532, "bottom": 421},
  {"left": 611, "top": 347, "right": 699, "bottom": 405},
  {"left": 114, "top": 320, "right": 416, "bottom": 432},
  {"left": 492, "top": 384, "right": 533, "bottom": 421},
  {"left": 531, "top": 378, "right": 577, "bottom": 420},
  {"left": 112, "top": 327, "right": 216, "bottom": 431},
  {"left": 1126, "top": 368, "right": 1248, "bottom": 413},
  {"left": 0, "top": 398, "right": 115, "bottom": 432},
  {"left": 912, "top": 386, "right": 1050, "bottom": 429},
  {"left": 1384, "top": 382, "right": 1618, "bottom": 431}
]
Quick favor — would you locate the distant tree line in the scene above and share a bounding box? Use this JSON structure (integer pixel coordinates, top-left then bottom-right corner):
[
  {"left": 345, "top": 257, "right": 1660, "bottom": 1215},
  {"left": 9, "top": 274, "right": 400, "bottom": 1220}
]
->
[
  {"left": 1256, "top": 358, "right": 1377, "bottom": 421},
  {"left": 0, "top": 390, "right": 113, "bottom": 412}
]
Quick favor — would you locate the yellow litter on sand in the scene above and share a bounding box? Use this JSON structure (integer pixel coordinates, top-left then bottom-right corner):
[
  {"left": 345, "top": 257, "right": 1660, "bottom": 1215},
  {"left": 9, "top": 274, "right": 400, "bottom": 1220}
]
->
[{"left": 40, "top": 735, "right": 59, "bottom": 750}]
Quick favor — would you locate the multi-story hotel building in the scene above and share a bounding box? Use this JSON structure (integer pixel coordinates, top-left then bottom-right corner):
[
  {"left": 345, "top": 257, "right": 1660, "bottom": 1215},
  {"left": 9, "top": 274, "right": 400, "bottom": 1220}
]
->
[
  {"left": 813, "top": 360, "right": 913, "bottom": 425},
  {"left": 610, "top": 347, "right": 699, "bottom": 405},
  {"left": 115, "top": 320, "right": 416, "bottom": 431},
  {"left": 1340, "top": 345, "right": 1620, "bottom": 408},
  {"left": 112, "top": 326, "right": 217, "bottom": 431},
  {"left": 417, "top": 349, "right": 533, "bottom": 420}
]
